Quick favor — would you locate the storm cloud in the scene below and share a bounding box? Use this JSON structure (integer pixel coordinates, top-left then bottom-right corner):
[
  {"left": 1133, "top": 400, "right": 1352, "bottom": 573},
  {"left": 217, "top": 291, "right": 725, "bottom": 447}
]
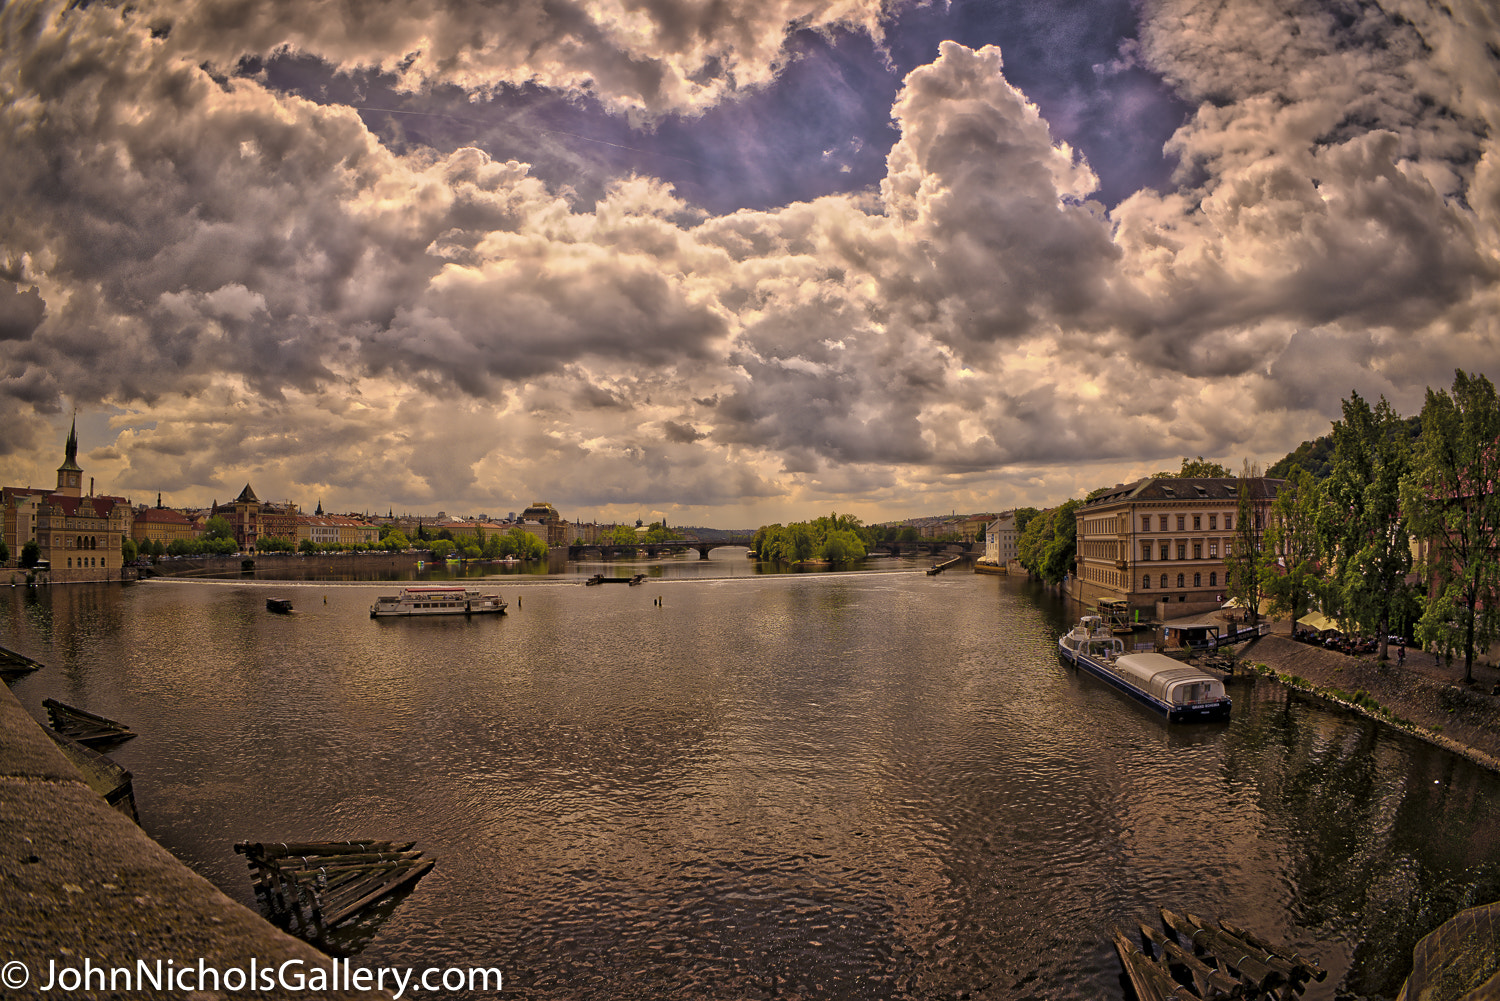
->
[{"left": 1, "top": 0, "right": 1497, "bottom": 524}]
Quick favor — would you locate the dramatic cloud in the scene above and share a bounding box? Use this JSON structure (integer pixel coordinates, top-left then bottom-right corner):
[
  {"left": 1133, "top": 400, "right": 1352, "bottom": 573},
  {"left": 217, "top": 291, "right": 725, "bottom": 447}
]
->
[{"left": 1, "top": 0, "right": 1498, "bottom": 525}]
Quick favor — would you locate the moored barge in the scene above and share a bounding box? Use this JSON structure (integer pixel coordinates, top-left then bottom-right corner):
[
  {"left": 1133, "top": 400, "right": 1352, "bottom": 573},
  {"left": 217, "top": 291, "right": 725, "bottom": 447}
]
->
[
  {"left": 370, "top": 585, "right": 507, "bottom": 618},
  {"left": 1059, "top": 615, "right": 1231, "bottom": 722}
]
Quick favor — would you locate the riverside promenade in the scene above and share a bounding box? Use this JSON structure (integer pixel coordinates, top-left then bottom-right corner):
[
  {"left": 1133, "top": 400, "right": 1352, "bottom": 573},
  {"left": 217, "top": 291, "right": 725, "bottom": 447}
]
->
[{"left": 0, "top": 681, "right": 384, "bottom": 1000}]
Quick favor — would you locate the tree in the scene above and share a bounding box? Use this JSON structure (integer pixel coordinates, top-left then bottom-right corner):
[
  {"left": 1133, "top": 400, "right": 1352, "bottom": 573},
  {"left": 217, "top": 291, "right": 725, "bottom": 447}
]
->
[
  {"left": 1017, "top": 500, "right": 1080, "bottom": 585},
  {"left": 383, "top": 529, "right": 410, "bottom": 551},
  {"left": 820, "top": 529, "right": 867, "bottom": 564},
  {"left": 1402, "top": 370, "right": 1500, "bottom": 683},
  {"left": 0, "top": 538, "right": 8, "bottom": 564},
  {"left": 1321, "top": 391, "right": 1413, "bottom": 661},
  {"left": 1259, "top": 467, "right": 1322, "bottom": 626},
  {"left": 203, "top": 515, "right": 234, "bottom": 541},
  {"left": 1013, "top": 507, "right": 1040, "bottom": 536},
  {"left": 1225, "top": 474, "right": 1267, "bottom": 625},
  {"left": 1153, "top": 456, "right": 1233, "bottom": 478},
  {"left": 121, "top": 538, "right": 138, "bottom": 564},
  {"left": 20, "top": 541, "right": 40, "bottom": 567},
  {"left": 506, "top": 527, "right": 547, "bottom": 560},
  {"left": 428, "top": 538, "right": 456, "bottom": 559}
]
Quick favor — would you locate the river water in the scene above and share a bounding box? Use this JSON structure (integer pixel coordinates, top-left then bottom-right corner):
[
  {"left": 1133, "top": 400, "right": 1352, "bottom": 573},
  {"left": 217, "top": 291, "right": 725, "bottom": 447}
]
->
[{"left": 5, "top": 551, "right": 1500, "bottom": 1000}]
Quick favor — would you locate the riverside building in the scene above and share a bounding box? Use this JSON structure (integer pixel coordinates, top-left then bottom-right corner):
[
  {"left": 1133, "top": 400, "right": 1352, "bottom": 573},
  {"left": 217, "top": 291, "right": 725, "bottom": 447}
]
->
[
  {"left": 1072, "top": 476, "right": 1283, "bottom": 620},
  {"left": 5, "top": 420, "right": 134, "bottom": 582}
]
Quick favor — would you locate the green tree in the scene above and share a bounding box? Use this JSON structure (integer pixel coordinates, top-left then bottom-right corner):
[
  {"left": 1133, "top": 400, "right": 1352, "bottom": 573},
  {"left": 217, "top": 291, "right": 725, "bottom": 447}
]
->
[
  {"left": 507, "top": 527, "right": 547, "bottom": 560},
  {"left": 121, "top": 538, "right": 138, "bottom": 564},
  {"left": 1402, "top": 370, "right": 1500, "bottom": 682},
  {"left": 1225, "top": 470, "right": 1268, "bottom": 625},
  {"left": 820, "top": 528, "right": 867, "bottom": 564},
  {"left": 1153, "top": 456, "right": 1234, "bottom": 478},
  {"left": 1017, "top": 501, "right": 1079, "bottom": 585},
  {"left": 20, "top": 540, "right": 40, "bottom": 567},
  {"left": 428, "top": 538, "right": 456, "bottom": 559},
  {"left": 1259, "top": 467, "right": 1322, "bottom": 626},
  {"left": 203, "top": 515, "right": 234, "bottom": 542},
  {"left": 298, "top": 538, "right": 318, "bottom": 555},
  {"left": 1321, "top": 391, "right": 1413, "bottom": 660},
  {"left": 1013, "top": 507, "right": 1040, "bottom": 536},
  {"left": 384, "top": 529, "right": 410, "bottom": 551}
]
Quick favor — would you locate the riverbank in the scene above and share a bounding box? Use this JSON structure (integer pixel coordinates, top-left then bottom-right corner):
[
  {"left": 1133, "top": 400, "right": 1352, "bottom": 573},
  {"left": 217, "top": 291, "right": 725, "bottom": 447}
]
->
[
  {"left": 0, "top": 681, "right": 383, "bottom": 1000},
  {"left": 1225, "top": 620, "right": 1500, "bottom": 773}
]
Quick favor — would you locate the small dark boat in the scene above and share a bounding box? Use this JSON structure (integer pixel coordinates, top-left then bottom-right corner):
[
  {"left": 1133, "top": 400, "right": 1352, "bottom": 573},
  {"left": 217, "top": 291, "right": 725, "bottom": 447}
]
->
[
  {"left": 43, "top": 698, "right": 137, "bottom": 747},
  {"left": 266, "top": 597, "right": 294, "bottom": 614}
]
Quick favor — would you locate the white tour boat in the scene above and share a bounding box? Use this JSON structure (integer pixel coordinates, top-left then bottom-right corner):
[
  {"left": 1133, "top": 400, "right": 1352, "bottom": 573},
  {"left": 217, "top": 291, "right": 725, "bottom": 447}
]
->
[
  {"left": 1058, "top": 614, "right": 1231, "bottom": 722},
  {"left": 370, "top": 585, "right": 507, "bottom": 618}
]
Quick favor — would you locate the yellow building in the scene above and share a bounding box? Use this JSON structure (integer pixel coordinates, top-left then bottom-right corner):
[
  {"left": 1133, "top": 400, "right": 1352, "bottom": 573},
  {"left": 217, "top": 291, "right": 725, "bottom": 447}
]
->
[
  {"left": 1073, "top": 476, "right": 1283, "bottom": 619},
  {"left": 132, "top": 496, "right": 199, "bottom": 549},
  {"left": 23, "top": 421, "right": 134, "bottom": 582}
]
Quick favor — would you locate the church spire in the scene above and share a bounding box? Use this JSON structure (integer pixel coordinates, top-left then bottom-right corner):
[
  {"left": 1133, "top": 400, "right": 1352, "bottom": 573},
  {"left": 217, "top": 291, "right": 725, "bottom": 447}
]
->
[{"left": 56, "top": 416, "right": 83, "bottom": 497}]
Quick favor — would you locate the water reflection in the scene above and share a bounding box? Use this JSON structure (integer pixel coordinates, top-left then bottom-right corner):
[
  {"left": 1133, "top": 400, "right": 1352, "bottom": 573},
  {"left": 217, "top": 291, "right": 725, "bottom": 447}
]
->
[{"left": 3, "top": 566, "right": 1499, "bottom": 999}]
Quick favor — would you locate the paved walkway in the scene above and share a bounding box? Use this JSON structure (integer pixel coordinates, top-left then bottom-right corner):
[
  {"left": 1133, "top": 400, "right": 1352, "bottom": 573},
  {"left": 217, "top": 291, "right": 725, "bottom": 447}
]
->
[{"left": 0, "top": 682, "right": 383, "bottom": 999}]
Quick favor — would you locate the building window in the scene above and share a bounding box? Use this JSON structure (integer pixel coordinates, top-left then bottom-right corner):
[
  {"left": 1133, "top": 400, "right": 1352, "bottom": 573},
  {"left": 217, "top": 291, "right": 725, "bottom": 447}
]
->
[
  {"left": 1193, "top": 514, "right": 1201, "bottom": 529},
  {"left": 1141, "top": 540, "right": 1152, "bottom": 561},
  {"left": 1160, "top": 542, "right": 1170, "bottom": 561},
  {"left": 1141, "top": 575, "right": 1150, "bottom": 590},
  {"left": 66, "top": 558, "right": 71, "bottom": 568},
  {"left": 1160, "top": 575, "right": 1168, "bottom": 589},
  {"left": 1177, "top": 543, "right": 1187, "bottom": 560},
  {"left": 1141, "top": 516, "right": 1150, "bottom": 531},
  {"left": 1226, "top": 515, "right": 1233, "bottom": 530},
  {"left": 1193, "top": 542, "right": 1202, "bottom": 560},
  {"left": 1210, "top": 572, "right": 1217, "bottom": 586},
  {"left": 1159, "top": 515, "right": 1168, "bottom": 531},
  {"left": 1177, "top": 573, "right": 1185, "bottom": 588},
  {"left": 1209, "top": 541, "right": 1218, "bottom": 558},
  {"left": 1177, "top": 515, "right": 1186, "bottom": 531},
  {"left": 1194, "top": 572, "right": 1201, "bottom": 587},
  {"left": 1209, "top": 514, "right": 1217, "bottom": 530}
]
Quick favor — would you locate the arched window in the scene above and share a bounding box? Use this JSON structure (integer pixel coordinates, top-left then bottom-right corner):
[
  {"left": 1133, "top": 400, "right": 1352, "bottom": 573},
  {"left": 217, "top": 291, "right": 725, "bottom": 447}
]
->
[
  {"left": 66, "top": 558, "right": 72, "bottom": 569},
  {"left": 1194, "top": 573, "right": 1201, "bottom": 587},
  {"left": 1209, "top": 571, "right": 1217, "bottom": 587},
  {"left": 1176, "top": 573, "right": 1185, "bottom": 588},
  {"left": 1160, "top": 574, "right": 1168, "bottom": 589}
]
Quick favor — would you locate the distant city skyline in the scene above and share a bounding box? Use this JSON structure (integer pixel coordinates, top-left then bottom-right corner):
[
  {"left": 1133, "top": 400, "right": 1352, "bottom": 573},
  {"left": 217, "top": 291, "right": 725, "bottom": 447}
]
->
[{"left": 3, "top": 1, "right": 1497, "bottom": 526}]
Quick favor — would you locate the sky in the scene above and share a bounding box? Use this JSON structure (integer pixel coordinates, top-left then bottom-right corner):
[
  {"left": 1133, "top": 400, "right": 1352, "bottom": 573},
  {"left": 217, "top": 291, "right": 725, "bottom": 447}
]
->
[{"left": 2, "top": 0, "right": 1498, "bottom": 528}]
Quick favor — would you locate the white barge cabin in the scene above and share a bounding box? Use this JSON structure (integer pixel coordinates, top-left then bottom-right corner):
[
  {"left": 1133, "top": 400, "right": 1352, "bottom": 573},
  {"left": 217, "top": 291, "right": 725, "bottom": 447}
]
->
[{"left": 370, "top": 585, "right": 507, "bottom": 618}]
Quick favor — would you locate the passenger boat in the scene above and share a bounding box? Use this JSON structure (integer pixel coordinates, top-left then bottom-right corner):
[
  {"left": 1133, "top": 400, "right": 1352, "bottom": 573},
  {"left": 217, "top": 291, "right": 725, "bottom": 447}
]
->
[
  {"left": 1058, "top": 615, "right": 1231, "bottom": 722},
  {"left": 266, "top": 597, "right": 294, "bottom": 614},
  {"left": 370, "top": 585, "right": 507, "bottom": 618}
]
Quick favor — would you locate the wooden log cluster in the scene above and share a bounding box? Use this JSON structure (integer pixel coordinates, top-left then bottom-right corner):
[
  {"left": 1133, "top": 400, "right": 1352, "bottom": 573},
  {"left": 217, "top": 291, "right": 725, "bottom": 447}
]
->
[
  {"left": 42, "top": 698, "right": 136, "bottom": 747},
  {"left": 44, "top": 728, "right": 139, "bottom": 824},
  {"left": 233, "top": 840, "right": 435, "bottom": 937},
  {"left": 0, "top": 644, "right": 45, "bottom": 676},
  {"left": 1113, "top": 908, "right": 1326, "bottom": 1001}
]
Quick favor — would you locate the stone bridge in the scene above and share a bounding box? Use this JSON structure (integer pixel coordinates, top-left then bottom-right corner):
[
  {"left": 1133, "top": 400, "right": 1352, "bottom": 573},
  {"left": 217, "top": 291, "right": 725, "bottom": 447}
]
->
[
  {"left": 867, "top": 539, "right": 978, "bottom": 557},
  {"left": 568, "top": 536, "right": 757, "bottom": 561}
]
